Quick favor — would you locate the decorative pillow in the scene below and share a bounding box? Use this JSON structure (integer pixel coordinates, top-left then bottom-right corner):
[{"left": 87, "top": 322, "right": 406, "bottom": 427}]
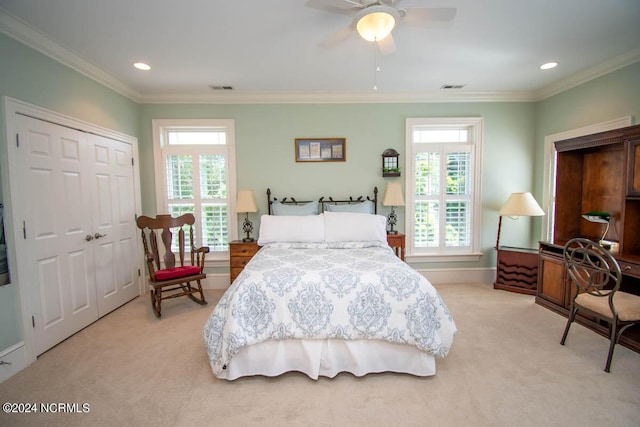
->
[
  {"left": 324, "top": 200, "right": 374, "bottom": 214},
  {"left": 271, "top": 200, "right": 319, "bottom": 216},
  {"left": 257, "top": 214, "right": 325, "bottom": 245},
  {"left": 323, "top": 211, "right": 387, "bottom": 244}
]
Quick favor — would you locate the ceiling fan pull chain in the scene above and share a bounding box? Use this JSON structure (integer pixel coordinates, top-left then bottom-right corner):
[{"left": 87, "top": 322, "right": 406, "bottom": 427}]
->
[{"left": 373, "top": 42, "right": 380, "bottom": 91}]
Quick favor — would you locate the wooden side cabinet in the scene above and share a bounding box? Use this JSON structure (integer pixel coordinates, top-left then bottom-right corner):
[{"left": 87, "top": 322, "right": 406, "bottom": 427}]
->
[
  {"left": 494, "top": 246, "right": 539, "bottom": 295},
  {"left": 536, "top": 242, "right": 569, "bottom": 312},
  {"left": 387, "top": 233, "right": 405, "bottom": 261},
  {"left": 229, "top": 240, "right": 260, "bottom": 284}
]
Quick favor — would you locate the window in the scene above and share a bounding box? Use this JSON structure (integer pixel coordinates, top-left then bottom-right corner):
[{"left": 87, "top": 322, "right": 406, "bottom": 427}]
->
[
  {"left": 405, "top": 118, "right": 483, "bottom": 261},
  {"left": 152, "top": 119, "right": 236, "bottom": 263}
]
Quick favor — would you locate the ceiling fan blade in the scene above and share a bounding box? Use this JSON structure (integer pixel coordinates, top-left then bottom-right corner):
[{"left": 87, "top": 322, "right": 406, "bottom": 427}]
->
[
  {"left": 305, "top": 0, "right": 364, "bottom": 16},
  {"left": 341, "top": 0, "right": 366, "bottom": 7},
  {"left": 318, "top": 25, "right": 356, "bottom": 48},
  {"left": 403, "top": 7, "right": 457, "bottom": 24},
  {"left": 377, "top": 33, "right": 397, "bottom": 55}
]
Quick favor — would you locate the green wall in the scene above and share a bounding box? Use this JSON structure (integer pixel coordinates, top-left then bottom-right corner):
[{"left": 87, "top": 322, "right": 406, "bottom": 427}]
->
[
  {"left": 1, "top": 29, "right": 638, "bottom": 354},
  {"left": 139, "top": 102, "right": 537, "bottom": 269}
]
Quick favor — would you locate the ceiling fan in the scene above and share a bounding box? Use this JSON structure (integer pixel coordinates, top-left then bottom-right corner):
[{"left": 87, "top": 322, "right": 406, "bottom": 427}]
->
[{"left": 306, "top": 0, "right": 457, "bottom": 54}]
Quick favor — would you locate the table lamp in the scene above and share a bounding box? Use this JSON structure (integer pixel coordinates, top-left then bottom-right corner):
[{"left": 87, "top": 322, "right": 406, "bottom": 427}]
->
[
  {"left": 382, "top": 182, "right": 405, "bottom": 234},
  {"left": 236, "top": 189, "right": 258, "bottom": 242},
  {"left": 495, "top": 192, "right": 545, "bottom": 249}
]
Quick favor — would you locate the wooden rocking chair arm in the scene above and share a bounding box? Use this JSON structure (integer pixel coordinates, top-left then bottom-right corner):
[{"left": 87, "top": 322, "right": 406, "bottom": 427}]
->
[
  {"left": 192, "top": 245, "right": 210, "bottom": 254},
  {"left": 190, "top": 246, "right": 209, "bottom": 269}
]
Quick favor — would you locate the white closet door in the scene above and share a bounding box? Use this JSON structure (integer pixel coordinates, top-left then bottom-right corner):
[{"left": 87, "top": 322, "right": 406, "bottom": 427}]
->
[
  {"left": 13, "top": 115, "right": 139, "bottom": 356},
  {"left": 89, "top": 134, "right": 138, "bottom": 316},
  {"left": 15, "top": 115, "right": 99, "bottom": 356}
]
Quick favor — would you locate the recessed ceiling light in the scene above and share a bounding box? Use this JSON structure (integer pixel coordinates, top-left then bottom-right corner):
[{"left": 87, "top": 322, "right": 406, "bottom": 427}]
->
[
  {"left": 133, "top": 62, "right": 151, "bottom": 71},
  {"left": 540, "top": 62, "right": 558, "bottom": 70}
]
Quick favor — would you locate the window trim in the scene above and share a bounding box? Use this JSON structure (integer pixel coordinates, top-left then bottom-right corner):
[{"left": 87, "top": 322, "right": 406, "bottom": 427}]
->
[
  {"left": 405, "top": 117, "right": 483, "bottom": 262},
  {"left": 152, "top": 119, "right": 237, "bottom": 264}
]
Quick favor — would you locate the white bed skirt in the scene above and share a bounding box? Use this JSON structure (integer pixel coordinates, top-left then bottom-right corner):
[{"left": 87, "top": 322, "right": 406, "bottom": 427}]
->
[{"left": 214, "top": 339, "right": 436, "bottom": 381}]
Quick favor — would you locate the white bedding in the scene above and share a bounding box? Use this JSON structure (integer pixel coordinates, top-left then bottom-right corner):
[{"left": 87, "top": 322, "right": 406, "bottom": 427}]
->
[
  {"left": 218, "top": 339, "right": 436, "bottom": 380},
  {"left": 203, "top": 241, "right": 457, "bottom": 380}
]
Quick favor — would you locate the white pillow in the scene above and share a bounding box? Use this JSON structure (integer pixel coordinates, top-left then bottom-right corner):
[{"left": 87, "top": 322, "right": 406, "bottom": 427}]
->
[
  {"left": 323, "top": 211, "right": 387, "bottom": 243},
  {"left": 257, "top": 214, "right": 325, "bottom": 245}
]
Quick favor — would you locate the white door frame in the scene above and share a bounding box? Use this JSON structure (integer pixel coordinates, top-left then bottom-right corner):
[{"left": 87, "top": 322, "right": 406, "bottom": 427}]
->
[{"left": 1, "top": 96, "right": 142, "bottom": 367}]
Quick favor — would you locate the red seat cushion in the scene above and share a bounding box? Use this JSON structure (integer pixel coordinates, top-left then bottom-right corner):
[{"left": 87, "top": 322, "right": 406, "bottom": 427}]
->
[{"left": 153, "top": 265, "right": 202, "bottom": 281}]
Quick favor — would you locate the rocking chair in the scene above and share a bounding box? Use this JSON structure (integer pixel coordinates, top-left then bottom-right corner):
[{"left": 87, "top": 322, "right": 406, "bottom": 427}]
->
[{"left": 136, "top": 213, "right": 209, "bottom": 317}]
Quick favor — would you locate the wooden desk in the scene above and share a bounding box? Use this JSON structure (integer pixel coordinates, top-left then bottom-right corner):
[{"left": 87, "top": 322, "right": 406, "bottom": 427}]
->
[
  {"left": 536, "top": 241, "right": 640, "bottom": 353},
  {"left": 494, "top": 246, "right": 539, "bottom": 295}
]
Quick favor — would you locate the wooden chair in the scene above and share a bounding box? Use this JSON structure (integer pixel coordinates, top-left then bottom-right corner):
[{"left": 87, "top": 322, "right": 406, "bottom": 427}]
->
[
  {"left": 136, "top": 213, "right": 209, "bottom": 317},
  {"left": 560, "top": 238, "right": 640, "bottom": 372}
]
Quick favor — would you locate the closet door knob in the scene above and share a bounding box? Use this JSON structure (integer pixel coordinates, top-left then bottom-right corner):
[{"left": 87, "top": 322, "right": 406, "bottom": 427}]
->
[
  {"left": 94, "top": 233, "right": 107, "bottom": 239},
  {"left": 85, "top": 235, "right": 94, "bottom": 241}
]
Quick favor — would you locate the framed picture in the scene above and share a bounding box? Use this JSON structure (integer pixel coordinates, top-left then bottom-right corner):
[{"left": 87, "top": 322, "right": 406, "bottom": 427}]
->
[{"left": 295, "top": 138, "right": 346, "bottom": 162}]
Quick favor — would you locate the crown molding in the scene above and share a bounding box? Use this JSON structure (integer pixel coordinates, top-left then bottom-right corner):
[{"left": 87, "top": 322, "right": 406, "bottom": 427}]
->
[
  {"left": 137, "top": 90, "right": 536, "bottom": 104},
  {"left": 1, "top": 8, "right": 637, "bottom": 106},
  {"left": 533, "top": 48, "right": 640, "bottom": 101},
  {"left": 0, "top": 8, "right": 142, "bottom": 102}
]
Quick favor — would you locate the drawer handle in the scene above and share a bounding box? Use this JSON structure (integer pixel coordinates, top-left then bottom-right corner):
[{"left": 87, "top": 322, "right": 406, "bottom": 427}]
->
[{"left": 623, "top": 265, "right": 632, "bottom": 271}]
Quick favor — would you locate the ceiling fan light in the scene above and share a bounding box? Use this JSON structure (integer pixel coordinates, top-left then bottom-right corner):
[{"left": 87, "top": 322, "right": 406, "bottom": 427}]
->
[
  {"left": 133, "top": 62, "right": 151, "bottom": 71},
  {"left": 356, "top": 10, "right": 397, "bottom": 42}
]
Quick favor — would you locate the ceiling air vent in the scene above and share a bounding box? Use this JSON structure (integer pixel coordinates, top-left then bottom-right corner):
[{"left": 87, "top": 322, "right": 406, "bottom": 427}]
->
[
  {"left": 440, "top": 84, "right": 466, "bottom": 89},
  {"left": 209, "top": 85, "right": 234, "bottom": 90}
]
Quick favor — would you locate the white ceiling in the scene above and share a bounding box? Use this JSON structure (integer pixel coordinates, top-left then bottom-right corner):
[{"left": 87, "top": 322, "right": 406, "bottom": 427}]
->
[{"left": 1, "top": 0, "right": 639, "bottom": 103}]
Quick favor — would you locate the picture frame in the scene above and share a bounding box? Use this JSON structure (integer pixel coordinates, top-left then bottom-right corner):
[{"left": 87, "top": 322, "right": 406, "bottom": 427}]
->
[{"left": 295, "top": 138, "right": 346, "bottom": 162}]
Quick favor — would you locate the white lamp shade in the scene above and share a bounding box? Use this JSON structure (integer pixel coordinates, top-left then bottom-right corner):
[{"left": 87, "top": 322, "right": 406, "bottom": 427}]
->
[
  {"left": 355, "top": 7, "right": 398, "bottom": 42},
  {"left": 499, "top": 192, "right": 544, "bottom": 217},
  {"left": 382, "top": 182, "right": 405, "bottom": 207},
  {"left": 236, "top": 189, "right": 258, "bottom": 213}
]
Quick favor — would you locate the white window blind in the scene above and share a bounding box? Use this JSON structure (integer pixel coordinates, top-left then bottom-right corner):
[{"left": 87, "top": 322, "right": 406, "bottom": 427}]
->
[{"left": 406, "top": 118, "right": 482, "bottom": 260}]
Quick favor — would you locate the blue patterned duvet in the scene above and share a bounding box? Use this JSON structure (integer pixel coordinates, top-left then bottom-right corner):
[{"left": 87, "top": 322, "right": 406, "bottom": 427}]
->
[{"left": 203, "top": 242, "right": 457, "bottom": 376}]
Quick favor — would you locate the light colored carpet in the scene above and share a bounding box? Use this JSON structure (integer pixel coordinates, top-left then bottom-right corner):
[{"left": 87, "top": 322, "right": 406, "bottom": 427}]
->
[{"left": 0, "top": 282, "right": 638, "bottom": 427}]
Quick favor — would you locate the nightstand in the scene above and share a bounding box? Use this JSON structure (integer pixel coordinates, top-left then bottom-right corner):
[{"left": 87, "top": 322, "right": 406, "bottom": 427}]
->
[
  {"left": 494, "top": 246, "right": 539, "bottom": 295},
  {"left": 229, "top": 240, "right": 260, "bottom": 284},
  {"left": 386, "top": 233, "right": 405, "bottom": 261}
]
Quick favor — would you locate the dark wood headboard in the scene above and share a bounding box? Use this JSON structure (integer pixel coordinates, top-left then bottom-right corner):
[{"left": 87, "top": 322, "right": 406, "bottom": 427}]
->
[{"left": 266, "top": 187, "right": 378, "bottom": 214}]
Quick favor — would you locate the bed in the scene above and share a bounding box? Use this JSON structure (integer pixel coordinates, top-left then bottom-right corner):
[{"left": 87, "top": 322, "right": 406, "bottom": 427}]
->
[{"left": 203, "top": 188, "right": 457, "bottom": 380}]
